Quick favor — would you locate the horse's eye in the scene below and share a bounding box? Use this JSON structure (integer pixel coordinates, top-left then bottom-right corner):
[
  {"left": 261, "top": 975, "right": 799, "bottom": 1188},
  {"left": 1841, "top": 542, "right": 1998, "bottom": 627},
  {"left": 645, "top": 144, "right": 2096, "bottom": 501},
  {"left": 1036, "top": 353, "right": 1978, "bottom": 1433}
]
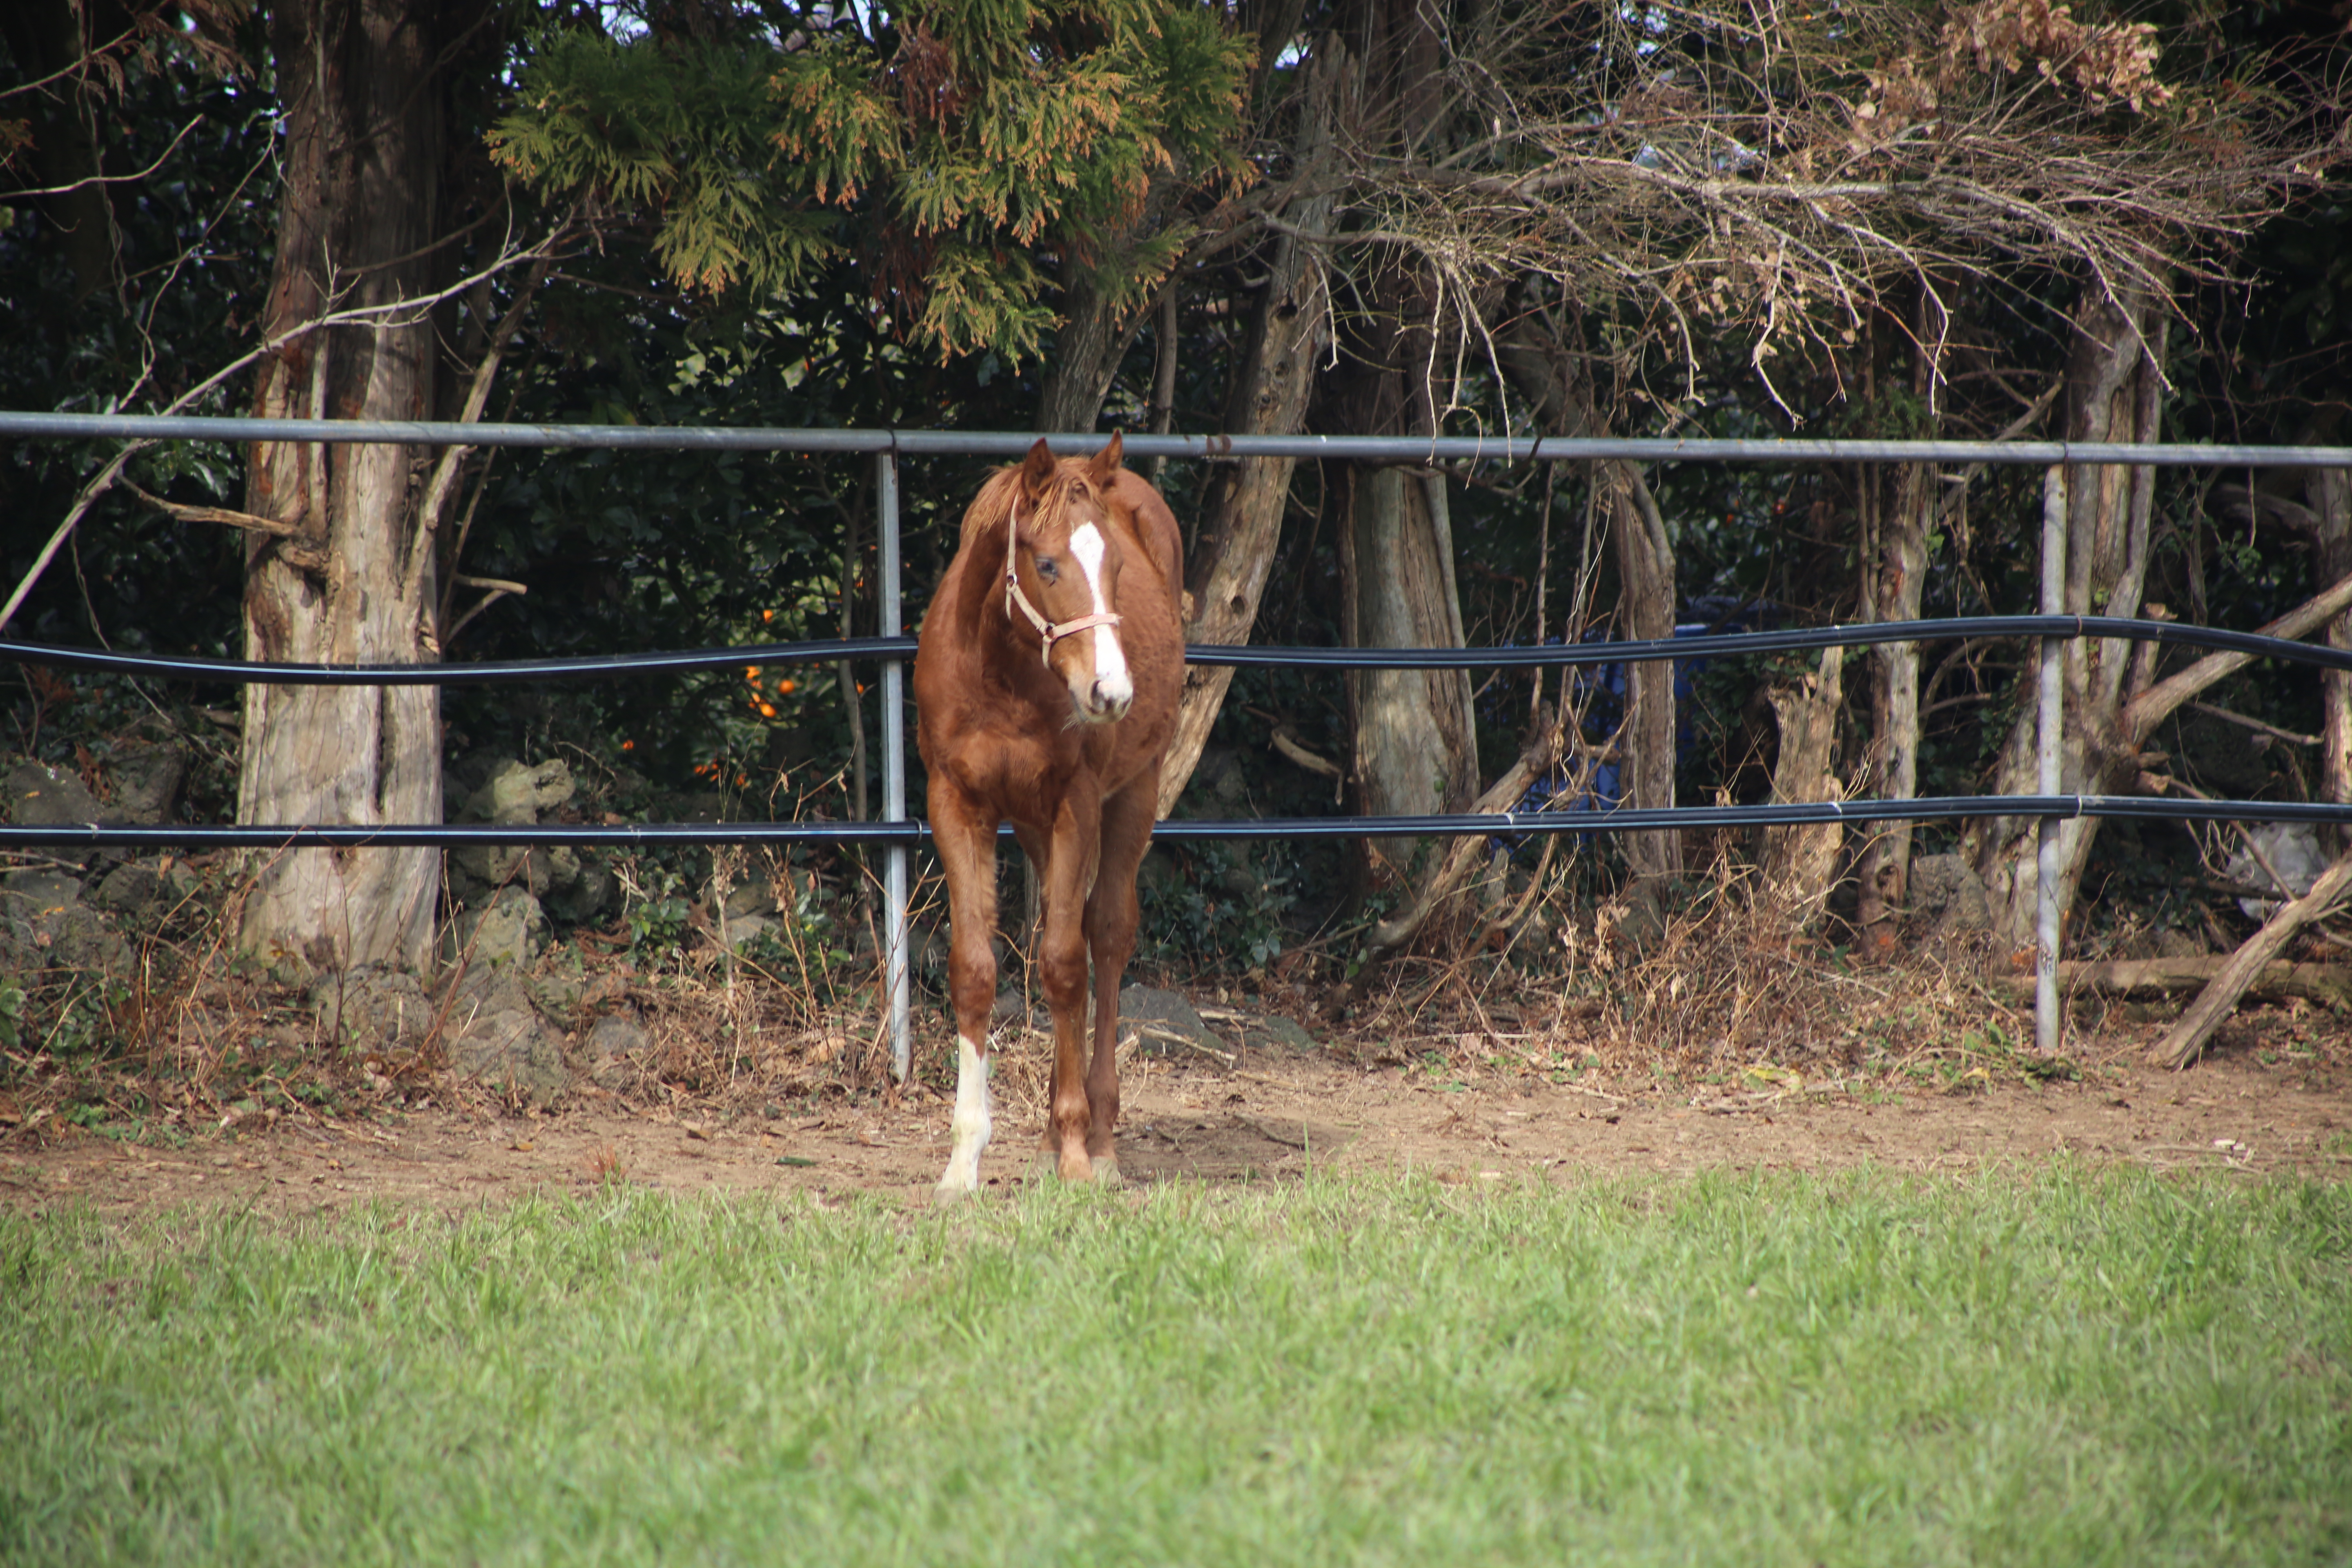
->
[{"left": 1035, "top": 556, "right": 1059, "bottom": 583}]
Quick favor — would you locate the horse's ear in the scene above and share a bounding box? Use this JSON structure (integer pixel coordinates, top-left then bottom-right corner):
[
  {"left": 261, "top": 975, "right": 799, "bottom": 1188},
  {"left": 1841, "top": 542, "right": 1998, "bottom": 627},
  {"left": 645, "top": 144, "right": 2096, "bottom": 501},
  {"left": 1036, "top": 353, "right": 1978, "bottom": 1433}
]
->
[
  {"left": 1087, "top": 431, "right": 1125, "bottom": 485},
  {"left": 1019, "top": 439, "right": 1058, "bottom": 499}
]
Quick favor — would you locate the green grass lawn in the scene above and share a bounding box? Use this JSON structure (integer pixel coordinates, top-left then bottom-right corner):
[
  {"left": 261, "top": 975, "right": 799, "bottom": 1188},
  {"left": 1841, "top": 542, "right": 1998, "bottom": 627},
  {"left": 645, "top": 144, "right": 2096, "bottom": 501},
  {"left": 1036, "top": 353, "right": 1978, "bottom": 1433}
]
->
[{"left": 1, "top": 1166, "right": 2346, "bottom": 1566}]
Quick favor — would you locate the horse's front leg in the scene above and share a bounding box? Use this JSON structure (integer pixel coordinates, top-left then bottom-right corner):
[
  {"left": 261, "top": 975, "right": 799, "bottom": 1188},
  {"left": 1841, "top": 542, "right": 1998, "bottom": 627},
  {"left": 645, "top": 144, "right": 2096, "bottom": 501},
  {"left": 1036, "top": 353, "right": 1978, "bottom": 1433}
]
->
[
  {"left": 929, "top": 785, "right": 1000, "bottom": 1202},
  {"left": 1079, "top": 780, "right": 1158, "bottom": 1185},
  {"left": 1036, "top": 789, "right": 1103, "bottom": 1182}
]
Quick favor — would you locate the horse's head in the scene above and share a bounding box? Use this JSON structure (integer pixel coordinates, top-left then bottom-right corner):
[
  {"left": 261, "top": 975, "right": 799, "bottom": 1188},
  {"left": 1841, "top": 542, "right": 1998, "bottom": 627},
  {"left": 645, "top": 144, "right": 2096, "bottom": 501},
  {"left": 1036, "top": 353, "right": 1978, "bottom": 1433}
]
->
[{"left": 1005, "top": 433, "right": 1136, "bottom": 725}]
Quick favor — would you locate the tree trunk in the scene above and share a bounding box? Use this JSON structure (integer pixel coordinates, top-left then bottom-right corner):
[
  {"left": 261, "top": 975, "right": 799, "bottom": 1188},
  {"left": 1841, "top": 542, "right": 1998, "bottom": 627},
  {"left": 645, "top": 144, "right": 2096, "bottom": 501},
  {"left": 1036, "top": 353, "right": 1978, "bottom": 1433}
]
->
[
  {"left": 1339, "top": 463, "right": 1476, "bottom": 863},
  {"left": 2154, "top": 849, "right": 2352, "bottom": 1069},
  {"left": 1993, "top": 957, "right": 2352, "bottom": 1008},
  {"left": 0, "top": 0, "right": 126, "bottom": 301},
  {"left": 2318, "top": 467, "right": 2352, "bottom": 816},
  {"left": 1855, "top": 459, "right": 1929, "bottom": 949},
  {"left": 1607, "top": 461, "right": 1682, "bottom": 879},
  {"left": 1155, "top": 45, "right": 1347, "bottom": 817},
  {"left": 1759, "top": 646, "right": 1846, "bottom": 919},
  {"left": 1035, "top": 276, "right": 1132, "bottom": 438},
  {"left": 1967, "top": 285, "right": 2167, "bottom": 950},
  {"left": 2236, "top": 463, "right": 2352, "bottom": 813},
  {"left": 1032, "top": 172, "right": 1177, "bottom": 437},
  {"left": 1851, "top": 295, "right": 1936, "bottom": 947},
  {"left": 236, "top": 0, "right": 471, "bottom": 973},
  {"left": 1323, "top": 218, "right": 1477, "bottom": 869},
  {"left": 2314, "top": 470, "right": 2352, "bottom": 822}
]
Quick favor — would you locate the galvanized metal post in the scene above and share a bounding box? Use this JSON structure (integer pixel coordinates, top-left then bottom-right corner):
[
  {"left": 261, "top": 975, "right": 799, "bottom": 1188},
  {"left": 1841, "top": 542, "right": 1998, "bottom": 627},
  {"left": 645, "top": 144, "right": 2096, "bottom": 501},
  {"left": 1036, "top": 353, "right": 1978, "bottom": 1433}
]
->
[
  {"left": 2036, "top": 465, "right": 2067, "bottom": 1056},
  {"left": 878, "top": 450, "right": 911, "bottom": 1082}
]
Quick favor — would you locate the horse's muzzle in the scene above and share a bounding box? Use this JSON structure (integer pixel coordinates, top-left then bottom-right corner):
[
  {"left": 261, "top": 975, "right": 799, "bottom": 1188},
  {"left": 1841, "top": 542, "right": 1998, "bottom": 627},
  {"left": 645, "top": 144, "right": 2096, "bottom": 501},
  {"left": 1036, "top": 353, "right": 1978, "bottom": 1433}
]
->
[{"left": 1077, "top": 672, "right": 1134, "bottom": 724}]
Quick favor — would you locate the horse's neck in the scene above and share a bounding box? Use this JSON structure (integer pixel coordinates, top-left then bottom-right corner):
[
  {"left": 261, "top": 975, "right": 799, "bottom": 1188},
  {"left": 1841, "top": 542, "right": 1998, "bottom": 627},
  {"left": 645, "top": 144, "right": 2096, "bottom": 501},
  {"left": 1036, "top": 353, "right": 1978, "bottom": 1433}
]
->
[{"left": 948, "top": 521, "right": 1030, "bottom": 672}]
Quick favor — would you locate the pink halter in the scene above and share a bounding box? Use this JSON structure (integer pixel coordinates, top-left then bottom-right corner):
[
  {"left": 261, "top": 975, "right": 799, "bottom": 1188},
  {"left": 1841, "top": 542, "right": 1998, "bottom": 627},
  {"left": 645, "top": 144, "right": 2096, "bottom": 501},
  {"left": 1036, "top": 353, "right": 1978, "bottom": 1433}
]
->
[{"left": 1004, "top": 491, "right": 1122, "bottom": 667}]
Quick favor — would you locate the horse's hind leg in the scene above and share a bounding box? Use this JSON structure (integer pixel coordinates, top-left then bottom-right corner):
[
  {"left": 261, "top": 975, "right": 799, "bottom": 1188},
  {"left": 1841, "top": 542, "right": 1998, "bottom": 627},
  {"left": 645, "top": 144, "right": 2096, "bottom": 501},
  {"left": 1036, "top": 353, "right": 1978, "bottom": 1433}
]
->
[
  {"left": 1081, "top": 781, "right": 1158, "bottom": 1185},
  {"left": 930, "top": 791, "right": 1000, "bottom": 1202}
]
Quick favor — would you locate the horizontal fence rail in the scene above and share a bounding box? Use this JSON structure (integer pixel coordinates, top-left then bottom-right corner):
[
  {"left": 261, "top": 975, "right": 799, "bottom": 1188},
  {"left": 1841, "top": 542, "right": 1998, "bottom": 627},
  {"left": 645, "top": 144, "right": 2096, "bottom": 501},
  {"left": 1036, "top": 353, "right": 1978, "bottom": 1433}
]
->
[
  {"left": 9, "top": 410, "right": 2352, "bottom": 469},
  {"left": 11, "top": 411, "right": 2352, "bottom": 1074},
  {"left": 11, "top": 615, "right": 2352, "bottom": 685},
  {"left": 8, "top": 796, "right": 2352, "bottom": 852}
]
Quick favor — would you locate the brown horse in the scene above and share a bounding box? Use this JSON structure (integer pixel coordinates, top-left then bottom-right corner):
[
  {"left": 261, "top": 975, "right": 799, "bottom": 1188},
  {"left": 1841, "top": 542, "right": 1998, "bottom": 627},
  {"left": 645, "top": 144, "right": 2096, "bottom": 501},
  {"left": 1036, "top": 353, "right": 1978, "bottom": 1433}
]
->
[{"left": 913, "top": 433, "right": 1185, "bottom": 1198}]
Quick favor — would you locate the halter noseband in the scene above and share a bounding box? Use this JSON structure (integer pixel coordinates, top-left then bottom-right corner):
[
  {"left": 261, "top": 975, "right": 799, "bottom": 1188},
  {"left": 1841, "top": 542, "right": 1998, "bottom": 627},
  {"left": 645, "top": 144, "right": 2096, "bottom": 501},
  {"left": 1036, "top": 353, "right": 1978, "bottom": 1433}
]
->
[{"left": 1005, "top": 491, "right": 1122, "bottom": 668}]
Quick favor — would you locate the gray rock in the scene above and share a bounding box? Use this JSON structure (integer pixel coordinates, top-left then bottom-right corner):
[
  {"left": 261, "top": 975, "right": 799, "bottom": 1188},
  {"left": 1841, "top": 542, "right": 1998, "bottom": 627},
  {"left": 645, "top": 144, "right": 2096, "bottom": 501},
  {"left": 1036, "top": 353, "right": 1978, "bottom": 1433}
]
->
[
  {"left": 90, "top": 857, "right": 197, "bottom": 918},
  {"left": 462, "top": 757, "right": 575, "bottom": 824},
  {"left": 1908, "top": 854, "right": 1990, "bottom": 933},
  {"left": 5, "top": 762, "right": 102, "bottom": 826},
  {"left": 2154, "top": 926, "right": 2207, "bottom": 959},
  {"left": 443, "top": 759, "right": 616, "bottom": 924},
  {"left": 2, "top": 869, "right": 84, "bottom": 914},
  {"left": 106, "top": 742, "right": 185, "bottom": 824},
  {"left": 58, "top": 908, "right": 125, "bottom": 970},
  {"left": 447, "top": 759, "right": 579, "bottom": 904},
  {"left": 2225, "top": 822, "right": 2330, "bottom": 920},
  {"left": 584, "top": 1012, "right": 651, "bottom": 1061},
  {"left": 448, "top": 843, "right": 557, "bottom": 901},
  {"left": 441, "top": 968, "right": 568, "bottom": 1104},
  {"left": 525, "top": 964, "right": 586, "bottom": 1016},
  {"left": 714, "top": 911, "right": 779, "bottom": 952},
  {"left": 443, "top": 886, "right": 548, "bottom": 969},
  {"left": 1119, "top": 985, "right": 1225, "bottom": 1058},
  {"left": 0, "top": 870, "right": 116, "bottom": 969},
  {"left": 715, "top": 878, "right": 779, "bottom": 920},
  {"left": 545, "top": 855, "right": 615, "bottom": 925},
  {"left": 0, "top": 913, "right": 37, "bottom": 982},
  {"left": 534, "top": 844, "right": 584, "bottom": 908},
  {"left": 91, "top": 859, "right": 161, "bottom": 914},
  {"left": 309, "top": 967, "right": 436, "bottom": 1050},
  {"left": 0, "top": 869, "right": 125, "bottom": 972}
]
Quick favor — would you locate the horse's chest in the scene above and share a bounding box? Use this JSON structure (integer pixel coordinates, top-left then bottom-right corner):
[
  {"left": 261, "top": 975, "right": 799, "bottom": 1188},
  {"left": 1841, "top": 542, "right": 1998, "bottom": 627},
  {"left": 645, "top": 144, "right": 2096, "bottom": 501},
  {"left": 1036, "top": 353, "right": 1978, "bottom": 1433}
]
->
[{"left": 925, "top": 699, "right": 1098, "bottom": 811}]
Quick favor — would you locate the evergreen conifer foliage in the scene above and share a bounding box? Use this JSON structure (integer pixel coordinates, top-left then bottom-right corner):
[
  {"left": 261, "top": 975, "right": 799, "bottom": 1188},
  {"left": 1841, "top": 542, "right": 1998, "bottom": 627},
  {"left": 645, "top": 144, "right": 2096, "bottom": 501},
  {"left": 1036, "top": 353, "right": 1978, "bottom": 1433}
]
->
[{"left": 490, "top": 0, "right": 1252, "bottom": 364}]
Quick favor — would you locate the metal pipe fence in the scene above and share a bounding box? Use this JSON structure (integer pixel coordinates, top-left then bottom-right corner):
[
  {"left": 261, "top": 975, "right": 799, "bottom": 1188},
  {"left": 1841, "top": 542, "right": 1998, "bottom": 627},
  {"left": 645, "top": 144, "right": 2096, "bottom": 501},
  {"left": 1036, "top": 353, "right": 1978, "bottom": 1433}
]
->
[
  {"left": 9, "top": 410, "right": 2352, "bottom": 468},
  {"left": 7, "top": 414, "right": 2352, "bottom": 1077}
]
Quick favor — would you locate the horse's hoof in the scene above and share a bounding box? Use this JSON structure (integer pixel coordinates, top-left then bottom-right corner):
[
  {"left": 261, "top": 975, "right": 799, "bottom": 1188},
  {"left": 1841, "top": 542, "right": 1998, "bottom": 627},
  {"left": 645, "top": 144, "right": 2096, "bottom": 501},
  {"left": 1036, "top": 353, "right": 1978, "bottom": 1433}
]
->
[
  {"left": 1091, "top": 1155, "right": 1123, "bottom": 1187},
  {"left": 933, "top": 1177, "right": 980, "bottom": 1206},
  {"left": 1034, "top": 1147, "right": 1098, "bottom": 1183}
]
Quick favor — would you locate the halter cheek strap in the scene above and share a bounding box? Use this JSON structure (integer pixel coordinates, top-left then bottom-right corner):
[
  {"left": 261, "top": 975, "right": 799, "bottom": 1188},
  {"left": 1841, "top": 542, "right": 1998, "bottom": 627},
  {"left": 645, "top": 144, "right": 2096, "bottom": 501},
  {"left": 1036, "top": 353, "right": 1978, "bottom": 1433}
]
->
[{"left": 1005, "top": 493, "right": 1122, "bottom": 668}]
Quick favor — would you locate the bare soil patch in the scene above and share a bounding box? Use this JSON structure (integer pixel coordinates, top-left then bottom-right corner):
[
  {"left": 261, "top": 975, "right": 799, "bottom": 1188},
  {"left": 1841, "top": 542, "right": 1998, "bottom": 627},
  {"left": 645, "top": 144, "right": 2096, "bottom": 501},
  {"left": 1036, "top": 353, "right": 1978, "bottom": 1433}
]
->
[{"left": 4, "top": 1009, "right": 2345, "bottom": 1218}]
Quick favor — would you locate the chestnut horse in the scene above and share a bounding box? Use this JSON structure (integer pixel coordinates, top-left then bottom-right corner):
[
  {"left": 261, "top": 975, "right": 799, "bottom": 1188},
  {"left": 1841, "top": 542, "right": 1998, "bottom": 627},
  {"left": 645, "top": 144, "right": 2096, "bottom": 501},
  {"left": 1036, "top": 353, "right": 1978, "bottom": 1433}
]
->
[{"left": 913, "top": 433, "right": 1184, "bottom": 1198}]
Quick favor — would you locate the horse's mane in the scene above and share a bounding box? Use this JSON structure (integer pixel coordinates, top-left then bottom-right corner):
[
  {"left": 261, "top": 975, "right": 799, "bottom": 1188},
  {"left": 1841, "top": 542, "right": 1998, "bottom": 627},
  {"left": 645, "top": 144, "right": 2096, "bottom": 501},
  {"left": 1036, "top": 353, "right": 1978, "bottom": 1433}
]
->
[
  {"left": 957, "top": 467, "right": 1021, "bottom": 553},
  {"left": 958, "top": 461, "right": 1094, "bottom": 553}
]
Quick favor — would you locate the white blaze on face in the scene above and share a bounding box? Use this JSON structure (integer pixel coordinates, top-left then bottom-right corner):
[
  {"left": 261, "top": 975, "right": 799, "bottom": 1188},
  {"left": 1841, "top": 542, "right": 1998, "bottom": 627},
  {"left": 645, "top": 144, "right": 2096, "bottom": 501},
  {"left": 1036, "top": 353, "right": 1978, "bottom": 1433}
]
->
[
  {"left": 1067, "top": 522, "right": 1132, "bottom": 708},
  {"left": 937, "top": 1033, "right": 993, "bottom": 1197}
]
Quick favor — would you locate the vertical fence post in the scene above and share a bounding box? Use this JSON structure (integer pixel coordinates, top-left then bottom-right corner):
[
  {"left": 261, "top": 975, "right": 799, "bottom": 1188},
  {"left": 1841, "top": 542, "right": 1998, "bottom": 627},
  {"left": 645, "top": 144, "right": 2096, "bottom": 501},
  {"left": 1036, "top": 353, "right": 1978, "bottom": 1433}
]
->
[
  {"left": 878, "top": 450, "right": 911, "bottom": 1083},
  {"left": 2036, "top": 465, "right": 2067, "bottom": 1056}
]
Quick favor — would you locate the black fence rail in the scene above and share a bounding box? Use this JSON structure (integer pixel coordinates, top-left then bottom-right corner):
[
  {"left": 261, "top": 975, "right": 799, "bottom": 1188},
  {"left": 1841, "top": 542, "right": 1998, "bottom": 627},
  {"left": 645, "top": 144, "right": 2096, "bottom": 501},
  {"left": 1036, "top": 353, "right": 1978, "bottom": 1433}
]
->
[
  {"left": 15, "top": 613, "right": 2352, "bottom": 687},
  {"left": 7, "top": 794, "right": 2352, "bottom": 853}
]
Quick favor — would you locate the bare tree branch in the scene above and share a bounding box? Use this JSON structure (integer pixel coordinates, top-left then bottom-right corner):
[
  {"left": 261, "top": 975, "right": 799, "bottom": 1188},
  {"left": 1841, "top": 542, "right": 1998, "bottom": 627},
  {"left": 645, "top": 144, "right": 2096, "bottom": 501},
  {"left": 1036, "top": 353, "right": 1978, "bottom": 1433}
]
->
[
  {"left": 2123, "top": 570, "right": 2352, "bottom": 741},
  {"left": 0, "top": 218, "right": 580, "bottom": 635},
  {"left": 2, "top": 116, "right": 203, "bottom": 197},
  {"left": 119, "top": 480, "right": 303, "bottom": 538}
]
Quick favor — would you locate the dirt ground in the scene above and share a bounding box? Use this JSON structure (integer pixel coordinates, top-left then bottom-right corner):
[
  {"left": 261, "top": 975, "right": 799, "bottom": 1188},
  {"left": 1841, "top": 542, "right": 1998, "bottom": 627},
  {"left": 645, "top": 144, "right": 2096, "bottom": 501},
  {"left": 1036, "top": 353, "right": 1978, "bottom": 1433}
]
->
[{"left": 3, "top": 1014, "right": 2345, "bottom": 1217}]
